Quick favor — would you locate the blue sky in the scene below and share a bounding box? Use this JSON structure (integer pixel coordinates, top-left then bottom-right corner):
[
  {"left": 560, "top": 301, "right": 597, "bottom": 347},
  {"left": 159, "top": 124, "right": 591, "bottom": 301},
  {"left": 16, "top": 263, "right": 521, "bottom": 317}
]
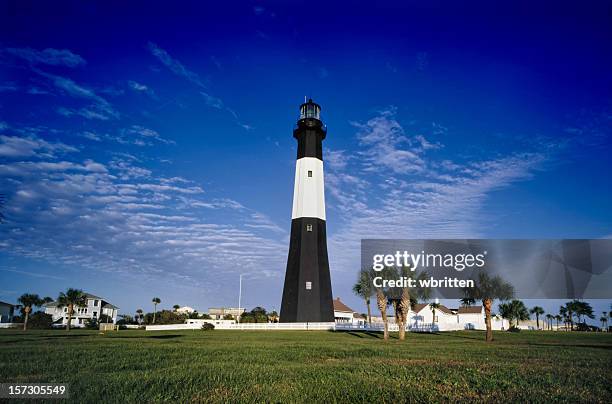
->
[{"left": 1, "top": 2, "right": 611, "bottom": 320}]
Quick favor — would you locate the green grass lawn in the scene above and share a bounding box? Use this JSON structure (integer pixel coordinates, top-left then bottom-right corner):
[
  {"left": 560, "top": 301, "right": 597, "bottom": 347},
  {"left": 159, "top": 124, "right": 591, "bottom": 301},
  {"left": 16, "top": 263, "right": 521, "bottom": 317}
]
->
[{"left": 0, "top": 329, "right": 610, "bottom": 403}]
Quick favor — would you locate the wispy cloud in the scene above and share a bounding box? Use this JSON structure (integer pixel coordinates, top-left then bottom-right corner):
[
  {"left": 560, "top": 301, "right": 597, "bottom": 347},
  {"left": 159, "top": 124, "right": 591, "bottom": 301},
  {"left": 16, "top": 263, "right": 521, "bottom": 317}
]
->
[
  {"left": 128, "top": 80, "right": 157, "bottom": 99},
  {"left": 4, "top": 47, "right": 86, "bottom": 68},
  {"left": 147, "top": 42, "right": 207, "bottom": 89},
  {"left": 33, "top": 70, "right": 119, "bottom": 120},
  {"left": 147, "top": 42, "right": 252, "bottom": 130},
  {"left": 0, "top": 134, "right": 77, "bottom": 158}
]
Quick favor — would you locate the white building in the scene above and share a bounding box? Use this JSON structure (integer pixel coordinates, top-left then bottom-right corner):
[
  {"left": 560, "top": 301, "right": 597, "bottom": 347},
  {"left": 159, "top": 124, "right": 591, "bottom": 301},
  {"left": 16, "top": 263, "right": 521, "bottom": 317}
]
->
[
  {"left": 0, "top": 301, "right": 15, "bottom": 323},
  {"left": 362, "top": 302, "right": 508, "bottom": 332},
  {"left": 208, "top": 307, "right": 245, "bottom": 320},
  {"left": 43, "top": 293, "right": 119, "bottom": 328},
  {"left": 407, "top": 303, "right": 508, "bottom": 331},
  {"left": 333, "top": 298, "right": 366, "bottom": 326}
]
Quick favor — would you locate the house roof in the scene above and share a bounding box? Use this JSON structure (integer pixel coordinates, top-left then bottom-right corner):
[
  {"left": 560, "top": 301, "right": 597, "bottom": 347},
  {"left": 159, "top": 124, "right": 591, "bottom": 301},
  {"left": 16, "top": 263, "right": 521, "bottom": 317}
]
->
[
  {"left": 333, "top": 298, "right": 355, "bottom": 313},
  {"left": 102, "top": 303, "right": 119, "bottom": 309},
  {"left": 412, "top": 303, "right": 454, "bottom": 315},
  {"left": 458, "top": 306, "right": 483, "bottom": 314},
  {"left": 43, "top": 292, "right": 109, "bottom": 307},
  {"left": 0, "top": 301, "right": 14, "bottom": 307}
]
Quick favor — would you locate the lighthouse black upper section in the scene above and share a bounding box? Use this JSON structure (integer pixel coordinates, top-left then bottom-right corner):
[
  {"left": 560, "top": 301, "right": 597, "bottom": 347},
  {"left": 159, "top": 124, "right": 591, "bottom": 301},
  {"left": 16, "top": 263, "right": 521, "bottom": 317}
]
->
[{"left": 294, "top": 118, "right": 326, "bottom": 160}]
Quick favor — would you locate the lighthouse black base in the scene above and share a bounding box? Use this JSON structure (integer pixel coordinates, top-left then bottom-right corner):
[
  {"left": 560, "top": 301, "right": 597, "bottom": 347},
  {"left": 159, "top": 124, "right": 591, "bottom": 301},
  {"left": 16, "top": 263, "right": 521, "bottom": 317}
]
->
[{"left": 280, "top": 217, "right": 334, "bottom": 322}]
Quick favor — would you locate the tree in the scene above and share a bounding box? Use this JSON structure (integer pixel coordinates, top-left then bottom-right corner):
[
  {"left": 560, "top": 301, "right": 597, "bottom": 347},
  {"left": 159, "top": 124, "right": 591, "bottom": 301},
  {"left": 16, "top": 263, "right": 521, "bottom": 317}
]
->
[
  {"left": 545, "top": 314, "right": 553, "bottom": 330},
  {"left": 510, "top": 300, "right": 529, "bottom": 327},
  {"left": 152, "top": 297, "right": 161, "bottom": 324},
  {"left": 57, "top": 289, "right": 87, "bottom": 331},
  {"left": 352, "top": 270, "right": 374, "bottom": 325},
  {"left": 574, "top": 300, "right": 594, "bottom": 324},
  {"left": 559, "top": 306, "right": 569, "bottom": 330},
  {"left": 173, "top": 304, "right": 180, "bottom": 312},
  {"left": 464, "top": 272, "right": 514, "bottom": 342},
  {"left": 554, "top": 315, "right": 561, "bottom": 330},
  {"left": 26, "top": 312, "right": 53, "bottom": 329},
  {"left": 370, "top": 267, "right": 392, "bottom": 341},
  {"left": 390, "top": 268, "right": 410, "bottom": 340},
  {"left": 135, "top": 309, "right": 144, "bottom": 325},
  {"left": 498, "top": 302, "right": 513, "bottom": 327},
  {"left": 17, "top": 293, "right": 43, "bottom": 331},
  {"left": 600, "top": 316, "right": 607, "bottom": 330},
  {"left": 530, "top": 306, "right": 545, "bottom": 330}
]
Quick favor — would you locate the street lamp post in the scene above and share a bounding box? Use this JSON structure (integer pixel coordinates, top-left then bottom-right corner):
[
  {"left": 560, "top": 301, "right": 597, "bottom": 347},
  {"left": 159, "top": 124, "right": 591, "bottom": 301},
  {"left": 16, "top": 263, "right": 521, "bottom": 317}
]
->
[{"left": 237, "top": 274, "right": 243, "bottom": 324}]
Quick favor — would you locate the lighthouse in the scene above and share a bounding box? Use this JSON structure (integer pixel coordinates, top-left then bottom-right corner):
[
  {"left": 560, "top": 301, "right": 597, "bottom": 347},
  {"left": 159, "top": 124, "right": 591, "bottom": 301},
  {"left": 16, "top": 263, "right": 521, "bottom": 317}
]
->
[{"left": 280, "top": 99, "right": 335, "bottom": 322}]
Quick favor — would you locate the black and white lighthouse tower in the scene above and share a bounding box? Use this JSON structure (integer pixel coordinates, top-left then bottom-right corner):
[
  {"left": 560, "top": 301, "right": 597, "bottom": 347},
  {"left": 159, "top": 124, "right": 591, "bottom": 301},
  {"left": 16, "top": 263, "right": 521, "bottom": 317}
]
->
[{"left": 280, "top": 99, "right": 334, "bottom": 322}]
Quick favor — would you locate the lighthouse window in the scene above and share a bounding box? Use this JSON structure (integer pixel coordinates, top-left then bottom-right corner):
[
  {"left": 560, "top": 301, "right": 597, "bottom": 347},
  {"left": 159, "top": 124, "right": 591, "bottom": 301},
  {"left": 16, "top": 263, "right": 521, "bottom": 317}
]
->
[
  {"left": 305, "top": 282, "right": 312, "bottom": 290},
  {"left": 306, "top": 224, "right": 313, "bottom": 232},
  {"left": 307, "top": 170, "right": 312, "bottom": 177}
]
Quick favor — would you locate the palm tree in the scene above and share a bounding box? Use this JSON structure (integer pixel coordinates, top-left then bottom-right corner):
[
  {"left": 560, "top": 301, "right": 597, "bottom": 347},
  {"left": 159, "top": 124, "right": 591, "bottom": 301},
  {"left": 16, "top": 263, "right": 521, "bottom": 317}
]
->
[
  {"left": 498, "top": 302, "right": 513, "bottom": 327},
  {"left": 530, "top": 306, "right": 545, "bottom": 330},
  {"left": 370, "top": 267, "right": 392, "bottom": 341},
  {"left": 17, "top": 293, "right": 43, "bottom": 331},
  {"left": 352, "top": 270, "right": 374, "bottom": 325},
  {"left": 545, "top": 314, "right": 553, "bottom": 330},
  {"left": 136, "top": 309, "right": 144, "bottom": 325},
  {"left": 510, "top": 300, "right": 529, "bottom": 327},
  {"left": 464, "top": 272, "right": 514, "bottom": 342},
  {"left": 554, "top": 315, "right": 561, "bottom": 330},
  {"left": 559, "top": 306, "right": 569, "bottom": 330},
  {"left": 173, "top": 304, "right": 180, "bottom": 312},
  {"left": 429, "top": 301, "right": 441, "bottom": 326},
  {"left": 574, "top": 300, "right": 594, "bottom": 325},
  {"left": 57, "top": 289, "right": 87, "bottom": 330},
  {"left": 152, "top": 297, "right": 161, "bottom": 324}
]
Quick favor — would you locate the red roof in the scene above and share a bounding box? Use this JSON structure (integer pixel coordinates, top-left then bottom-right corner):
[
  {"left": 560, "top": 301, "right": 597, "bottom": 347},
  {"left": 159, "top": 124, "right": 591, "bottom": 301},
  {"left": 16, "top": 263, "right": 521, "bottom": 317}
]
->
[
  {"left": 412, "top": 303, "right": 454, "bottom": 315},
  {"left": 333, "top": 298, "right": 355, "bottom": 313},
  {"left": 458, "top": 306, "right": 483, "bottom": 314}
]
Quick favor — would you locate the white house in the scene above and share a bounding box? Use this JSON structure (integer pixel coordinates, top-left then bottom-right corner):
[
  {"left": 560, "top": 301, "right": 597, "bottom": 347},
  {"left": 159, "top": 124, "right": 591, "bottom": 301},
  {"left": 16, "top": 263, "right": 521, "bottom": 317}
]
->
[
  {"left": 409, "top": 303, "right": 508, "bottom": 331},
  {"left": 208, "top": 307, "right": 245, "bottom": 320},
  {"left": 0, "top": 301, "right": 15, "bottom": 323},
  {"left": 333, "top": 298, "right": 366, "bottom": 326},
  {"left": 43, "top": 293, "right": 119, "bottom": 328}
]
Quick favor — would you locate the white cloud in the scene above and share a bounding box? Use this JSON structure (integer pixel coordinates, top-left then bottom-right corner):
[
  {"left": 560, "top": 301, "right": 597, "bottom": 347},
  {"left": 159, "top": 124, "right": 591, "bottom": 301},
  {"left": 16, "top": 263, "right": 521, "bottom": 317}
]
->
[
  {"left": 147, "top": 42, "right": 207, "bottom": 89},
  {"left": 5, "top": 47, "right": 86, "bottom": 67},
  {"left": 0, "top": 135, "right": 77, "bottom": 158},
  {"left": 36, "top": 70, "right": 118, "bottom": 120},
  {"left": 352, "top": 108, "right": 426, "bottom": 174}
]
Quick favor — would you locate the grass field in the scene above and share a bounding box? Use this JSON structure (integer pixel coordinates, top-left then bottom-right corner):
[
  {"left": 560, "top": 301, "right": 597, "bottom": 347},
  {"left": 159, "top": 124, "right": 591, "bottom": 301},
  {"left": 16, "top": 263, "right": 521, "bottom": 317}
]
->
[{"left": 0, "top": 329, "right": 611, "bottom": 403}]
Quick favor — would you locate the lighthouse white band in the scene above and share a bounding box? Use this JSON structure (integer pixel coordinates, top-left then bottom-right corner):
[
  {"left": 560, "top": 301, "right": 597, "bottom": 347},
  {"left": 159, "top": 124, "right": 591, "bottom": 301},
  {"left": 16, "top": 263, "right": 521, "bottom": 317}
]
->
[{"left": 291, "top": 157, "right": 326, "bottom": 220}]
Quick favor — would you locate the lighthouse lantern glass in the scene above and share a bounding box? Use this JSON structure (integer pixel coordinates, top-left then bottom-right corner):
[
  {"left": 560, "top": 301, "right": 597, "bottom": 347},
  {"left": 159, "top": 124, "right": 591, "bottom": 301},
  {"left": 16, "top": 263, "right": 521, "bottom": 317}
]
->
[{"left": 300, "top": 103, "right": 320, "bottom": 120}]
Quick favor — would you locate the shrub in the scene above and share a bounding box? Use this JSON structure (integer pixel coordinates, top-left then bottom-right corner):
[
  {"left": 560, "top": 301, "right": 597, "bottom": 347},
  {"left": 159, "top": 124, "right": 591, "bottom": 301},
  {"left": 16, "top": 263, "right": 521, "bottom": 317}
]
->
[
  {"left": 201, "top": 323, "right": 215, "bottom": 331},
  {"left": 27, "top": 312, "right": 53, "bottom": 329},
  {"left": 508, "top": 326, "right": 521, "bottom": 332}
]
